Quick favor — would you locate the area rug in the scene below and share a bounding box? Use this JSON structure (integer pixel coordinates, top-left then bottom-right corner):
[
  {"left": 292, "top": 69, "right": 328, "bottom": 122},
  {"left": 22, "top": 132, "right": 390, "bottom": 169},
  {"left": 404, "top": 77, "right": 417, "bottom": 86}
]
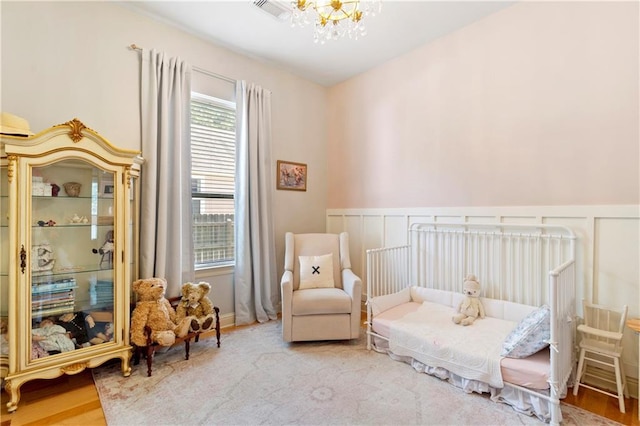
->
[{"left": 93, "top": 321, "right": 620, "bottom": 426}]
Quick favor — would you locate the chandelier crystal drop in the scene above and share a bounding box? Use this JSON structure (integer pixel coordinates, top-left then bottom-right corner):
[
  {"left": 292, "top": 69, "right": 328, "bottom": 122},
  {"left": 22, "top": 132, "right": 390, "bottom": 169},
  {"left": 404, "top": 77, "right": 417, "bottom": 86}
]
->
[{"left": 291, "top": 0, "right": 381, "bottom": 44}]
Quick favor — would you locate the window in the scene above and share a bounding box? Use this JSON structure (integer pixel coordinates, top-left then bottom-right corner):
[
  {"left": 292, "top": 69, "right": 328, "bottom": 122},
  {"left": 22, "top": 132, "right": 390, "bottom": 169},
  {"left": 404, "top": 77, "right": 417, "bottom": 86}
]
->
[{"left": 190, "top": 93, "right": 236, "bottom": 268}]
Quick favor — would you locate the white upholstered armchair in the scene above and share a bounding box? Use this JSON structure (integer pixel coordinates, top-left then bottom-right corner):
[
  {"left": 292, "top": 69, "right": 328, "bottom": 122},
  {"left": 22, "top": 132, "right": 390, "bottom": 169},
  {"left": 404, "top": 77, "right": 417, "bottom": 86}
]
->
[{"left": 280, "top": 232, "right": 362, "bottom": 342}]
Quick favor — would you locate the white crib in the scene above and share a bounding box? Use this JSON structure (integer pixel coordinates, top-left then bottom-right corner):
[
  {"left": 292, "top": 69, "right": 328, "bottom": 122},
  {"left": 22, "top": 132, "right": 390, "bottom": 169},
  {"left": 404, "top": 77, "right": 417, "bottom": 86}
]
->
[{"left": 366, "top": 222, "right": 577, "bottom": 425}]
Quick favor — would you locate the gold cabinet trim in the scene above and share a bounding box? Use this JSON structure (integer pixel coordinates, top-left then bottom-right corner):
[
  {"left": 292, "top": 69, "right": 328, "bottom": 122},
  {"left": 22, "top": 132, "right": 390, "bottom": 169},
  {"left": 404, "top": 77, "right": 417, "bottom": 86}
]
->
[
  {"left": 7, "top": 154, "right": 16, "bottom": 183},
  {"left": 61, "top": 362, "right": 89, "bottom": 374},
  {"left": 60, "top": 118, "right": 90, "bottom": 143}
]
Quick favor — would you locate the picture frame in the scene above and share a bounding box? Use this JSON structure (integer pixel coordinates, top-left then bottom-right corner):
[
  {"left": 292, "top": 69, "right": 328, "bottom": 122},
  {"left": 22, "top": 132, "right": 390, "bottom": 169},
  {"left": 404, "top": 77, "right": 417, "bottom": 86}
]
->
[
  {"left": 277, "top": 160, "right": 307, "bottom": 191},
  {"left": 99, "top": 178, "right": 114, "bottom": 198}
]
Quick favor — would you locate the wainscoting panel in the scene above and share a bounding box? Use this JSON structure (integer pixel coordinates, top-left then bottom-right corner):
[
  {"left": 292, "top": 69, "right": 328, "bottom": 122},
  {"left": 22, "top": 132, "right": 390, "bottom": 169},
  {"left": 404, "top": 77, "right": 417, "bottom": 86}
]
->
[{"left": 327, "top": 205, "right": 640, "bottom": 396}]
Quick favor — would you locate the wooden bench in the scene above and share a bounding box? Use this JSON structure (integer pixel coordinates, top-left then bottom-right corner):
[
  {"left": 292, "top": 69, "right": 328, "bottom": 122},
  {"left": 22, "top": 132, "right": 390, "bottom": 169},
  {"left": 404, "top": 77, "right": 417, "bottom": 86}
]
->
[{"left": 132, "top": 297, "right": 221, "bottom": 376}]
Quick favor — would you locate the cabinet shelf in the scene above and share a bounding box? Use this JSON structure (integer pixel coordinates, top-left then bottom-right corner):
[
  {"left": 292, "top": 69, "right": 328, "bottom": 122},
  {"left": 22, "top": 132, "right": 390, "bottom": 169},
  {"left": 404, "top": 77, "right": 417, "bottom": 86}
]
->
[
  {"left": 32, "top": 265, "right": 115, "bottom": 278},
  {"left": 32, "top": 223, "right": 114, "bottom": 229},
  {"left": 32, "top": 195, "right": 115, "bottom": 201}
]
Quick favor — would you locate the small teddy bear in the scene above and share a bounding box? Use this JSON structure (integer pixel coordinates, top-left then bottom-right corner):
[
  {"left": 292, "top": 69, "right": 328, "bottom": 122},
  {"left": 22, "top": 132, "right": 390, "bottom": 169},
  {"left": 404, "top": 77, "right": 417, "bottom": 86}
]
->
[
  {"left": 452, "top": 274, "right": 486, "bottom": 326},
  {"left": 130, "top": 277, "right": 191, "bottom": 347},
  {"left": 176, "top": 281, "right": 216, "bottom": 332}
]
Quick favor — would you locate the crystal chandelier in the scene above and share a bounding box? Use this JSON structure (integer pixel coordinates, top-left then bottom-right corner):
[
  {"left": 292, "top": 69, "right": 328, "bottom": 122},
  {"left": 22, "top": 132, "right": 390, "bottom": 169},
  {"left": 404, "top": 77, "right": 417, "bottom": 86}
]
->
[{"left": 291, "top": 0, "right": 381, "bottom": 44}]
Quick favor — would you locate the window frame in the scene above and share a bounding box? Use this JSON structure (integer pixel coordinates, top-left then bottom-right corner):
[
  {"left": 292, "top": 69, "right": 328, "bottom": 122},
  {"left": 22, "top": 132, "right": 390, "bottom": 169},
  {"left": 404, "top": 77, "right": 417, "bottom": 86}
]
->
[{"left": 190, "top": 92, "right": 237, "bottom": 271}]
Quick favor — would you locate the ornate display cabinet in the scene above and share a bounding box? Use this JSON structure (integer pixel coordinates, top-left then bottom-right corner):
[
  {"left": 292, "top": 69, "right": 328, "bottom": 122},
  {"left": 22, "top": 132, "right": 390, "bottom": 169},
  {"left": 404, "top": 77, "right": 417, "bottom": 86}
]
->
[{"left": 0, "top": 119, "right": 143, "bottom": 412}]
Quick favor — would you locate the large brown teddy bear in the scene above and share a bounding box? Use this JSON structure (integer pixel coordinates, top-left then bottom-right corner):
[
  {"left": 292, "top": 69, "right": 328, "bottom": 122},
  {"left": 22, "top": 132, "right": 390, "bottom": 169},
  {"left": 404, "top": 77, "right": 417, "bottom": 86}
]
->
[
  {"left": 176, "top": 281, "right": 216, "bottom": 332},
  {"left": 130, "top": 277, "right": 191, "bottom": 347}
]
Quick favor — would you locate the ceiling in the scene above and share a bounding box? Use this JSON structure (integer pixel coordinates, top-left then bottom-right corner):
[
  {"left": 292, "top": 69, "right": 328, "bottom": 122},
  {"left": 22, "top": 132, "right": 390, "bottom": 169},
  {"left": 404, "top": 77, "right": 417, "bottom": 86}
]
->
[{"left": 125, "top": 1, "right": 515, "bottom": 87}]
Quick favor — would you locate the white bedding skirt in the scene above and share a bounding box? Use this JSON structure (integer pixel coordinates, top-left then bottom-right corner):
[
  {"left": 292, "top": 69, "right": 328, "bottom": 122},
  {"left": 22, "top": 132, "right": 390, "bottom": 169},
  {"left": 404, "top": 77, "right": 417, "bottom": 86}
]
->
[
  {"left": 371, "top": 299, "right": 562, "bottom": 423},
  {"left": 372, "top": 335, "right": 563, "bottom": 424}
]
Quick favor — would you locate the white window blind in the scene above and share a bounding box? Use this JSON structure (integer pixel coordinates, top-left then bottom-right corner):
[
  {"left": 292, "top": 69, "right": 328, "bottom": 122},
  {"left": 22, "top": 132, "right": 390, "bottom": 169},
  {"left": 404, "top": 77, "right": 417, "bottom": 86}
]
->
[{"left": 191, "top": 93, "right": 236, "bottom": 268}]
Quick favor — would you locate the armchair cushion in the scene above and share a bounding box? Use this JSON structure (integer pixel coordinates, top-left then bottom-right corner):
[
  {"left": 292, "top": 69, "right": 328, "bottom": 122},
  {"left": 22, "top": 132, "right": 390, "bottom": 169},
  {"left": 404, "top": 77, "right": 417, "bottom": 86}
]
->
[
  {"left": 292, "top": 288, "right": 353, "bottom": 315},
  {"left": 299, "top": 254, "right": 335, "bottom": 289}
]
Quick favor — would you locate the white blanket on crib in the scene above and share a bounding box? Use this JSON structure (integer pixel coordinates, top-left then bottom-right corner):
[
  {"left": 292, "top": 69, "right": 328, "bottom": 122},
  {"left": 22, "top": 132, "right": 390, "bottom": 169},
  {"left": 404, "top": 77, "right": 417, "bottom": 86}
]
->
[{"left": 389, "top": 301, "right": 517, "bottom": 388}]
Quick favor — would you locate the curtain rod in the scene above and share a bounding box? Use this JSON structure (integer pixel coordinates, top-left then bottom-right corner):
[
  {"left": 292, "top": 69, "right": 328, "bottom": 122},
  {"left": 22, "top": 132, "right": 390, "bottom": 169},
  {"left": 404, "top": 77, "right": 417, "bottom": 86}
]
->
[{"left": 129, "top": 44, "right": 236, "bottom": 85}]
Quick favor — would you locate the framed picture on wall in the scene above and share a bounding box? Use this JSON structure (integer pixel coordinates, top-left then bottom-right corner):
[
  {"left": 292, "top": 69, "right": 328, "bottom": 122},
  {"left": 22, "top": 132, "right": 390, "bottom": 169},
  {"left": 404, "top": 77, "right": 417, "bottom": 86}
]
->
[{"left": 276, "top": 160, "right": 307, "bottom": 191}]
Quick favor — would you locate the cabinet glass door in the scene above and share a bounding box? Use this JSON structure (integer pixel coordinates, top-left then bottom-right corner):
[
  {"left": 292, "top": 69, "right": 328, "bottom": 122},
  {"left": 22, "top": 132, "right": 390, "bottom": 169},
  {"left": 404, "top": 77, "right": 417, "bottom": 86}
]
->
[
  {"left": 1, "top": 163, "right": 8, "bottom": 368},
  {"left": 30, "top": 160, "right": 116, "bottom": 359}
]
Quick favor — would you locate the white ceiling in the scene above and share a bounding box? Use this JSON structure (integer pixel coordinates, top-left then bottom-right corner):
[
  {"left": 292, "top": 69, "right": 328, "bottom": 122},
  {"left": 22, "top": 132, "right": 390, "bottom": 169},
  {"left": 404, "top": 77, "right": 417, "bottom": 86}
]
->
[{"left": 126, "top": 1, "right": 515, "bottom": 87}]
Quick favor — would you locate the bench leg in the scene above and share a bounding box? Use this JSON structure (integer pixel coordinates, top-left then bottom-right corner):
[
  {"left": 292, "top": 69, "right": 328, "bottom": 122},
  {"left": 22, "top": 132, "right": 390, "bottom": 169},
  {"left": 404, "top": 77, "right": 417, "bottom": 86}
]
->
[
  {"left": 215, "top": 307, "right": 221, "bottom": 347},
  {"left": 146, "top": 346, "right": 154, "bottom": 377}
]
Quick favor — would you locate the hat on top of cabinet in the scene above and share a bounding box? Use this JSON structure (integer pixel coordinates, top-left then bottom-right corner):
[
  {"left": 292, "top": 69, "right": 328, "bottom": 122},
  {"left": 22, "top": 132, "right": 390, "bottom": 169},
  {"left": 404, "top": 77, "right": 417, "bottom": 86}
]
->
[{"left": 0, "top": 112, "right": 34, "bottom": 136}]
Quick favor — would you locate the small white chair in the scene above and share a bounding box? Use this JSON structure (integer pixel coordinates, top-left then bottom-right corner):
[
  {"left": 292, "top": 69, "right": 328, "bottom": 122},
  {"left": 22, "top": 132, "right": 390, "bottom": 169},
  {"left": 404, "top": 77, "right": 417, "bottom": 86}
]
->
[{"left": 573, "top": 300, "right": 629, "bottom": 413}]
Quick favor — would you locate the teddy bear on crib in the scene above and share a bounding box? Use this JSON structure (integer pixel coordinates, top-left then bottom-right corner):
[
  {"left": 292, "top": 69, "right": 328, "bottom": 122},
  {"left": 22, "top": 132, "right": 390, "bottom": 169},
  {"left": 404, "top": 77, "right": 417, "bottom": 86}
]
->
[
  {"left": 452, "top": 274, "right": 486, "bottom": 326},
  {"left": 176, "top": 281, "right": 216, "bottom": 332}
]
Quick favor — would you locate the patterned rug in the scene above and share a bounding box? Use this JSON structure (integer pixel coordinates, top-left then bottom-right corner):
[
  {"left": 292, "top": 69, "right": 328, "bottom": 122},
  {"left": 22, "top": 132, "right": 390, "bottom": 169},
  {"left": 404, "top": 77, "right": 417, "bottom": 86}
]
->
[{"left": 93, "top": 321, "right": 620, "bottom": 426}]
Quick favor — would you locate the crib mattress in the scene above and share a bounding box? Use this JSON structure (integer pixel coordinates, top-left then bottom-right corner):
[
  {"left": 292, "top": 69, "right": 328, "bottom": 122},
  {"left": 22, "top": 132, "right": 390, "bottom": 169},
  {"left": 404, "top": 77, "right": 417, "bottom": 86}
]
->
[{"left": 372, "top": 302, "right": 550, "bottom": 390}]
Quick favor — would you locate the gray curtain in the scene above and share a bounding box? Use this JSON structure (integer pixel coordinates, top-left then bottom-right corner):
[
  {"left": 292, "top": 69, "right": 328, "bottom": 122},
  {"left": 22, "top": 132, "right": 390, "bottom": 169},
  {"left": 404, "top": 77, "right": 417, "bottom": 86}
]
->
[
  {"left": 234, "top": 81, "right": 278, "bottom": 325},
  {"left": 139, "top": 48, "right": 194, "bottom": 297}
]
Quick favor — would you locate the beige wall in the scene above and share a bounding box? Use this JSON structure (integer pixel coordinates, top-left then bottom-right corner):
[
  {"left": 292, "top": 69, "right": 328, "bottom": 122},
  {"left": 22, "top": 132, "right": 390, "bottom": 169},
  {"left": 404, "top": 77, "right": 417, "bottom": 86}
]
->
[
  {"left": 327, "top": 1, "right": 639, "bottom": 208},
  {"left": 1, "top": 1, "right": 328, "bottom": 317}
]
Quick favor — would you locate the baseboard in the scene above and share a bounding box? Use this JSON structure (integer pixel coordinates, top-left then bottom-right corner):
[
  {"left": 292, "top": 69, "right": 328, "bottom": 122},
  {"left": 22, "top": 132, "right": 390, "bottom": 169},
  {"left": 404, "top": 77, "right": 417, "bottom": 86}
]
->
[
  {"left": 219, "top": 312, "right": 236, "bottom": 329},
  {"left": 217, "top": 311, "right": 287, "bottom": 331}
]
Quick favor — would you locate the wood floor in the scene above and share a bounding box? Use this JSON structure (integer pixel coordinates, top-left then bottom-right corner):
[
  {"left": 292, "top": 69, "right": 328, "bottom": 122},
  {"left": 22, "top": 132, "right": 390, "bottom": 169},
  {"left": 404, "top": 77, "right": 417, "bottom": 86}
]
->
[{"left": 1, "top": 323, "right": 638, "bottom": 426}]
